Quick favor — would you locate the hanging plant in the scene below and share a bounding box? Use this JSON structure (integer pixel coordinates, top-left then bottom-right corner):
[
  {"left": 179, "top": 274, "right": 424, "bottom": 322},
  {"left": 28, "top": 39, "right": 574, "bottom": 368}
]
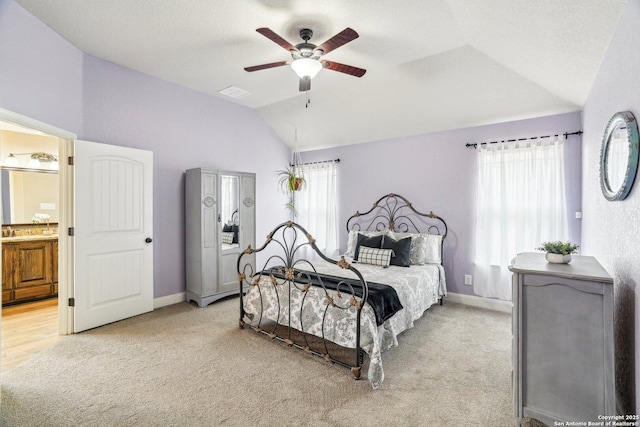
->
[
  {"left": 276, "top": 166, "right": 306, "bottom": 193},
  {"left": 275, "top": 129, "right": 307, "bottom": 216},
  {"left": 275, "top": 166, "right": 305, "bottom": 218}
]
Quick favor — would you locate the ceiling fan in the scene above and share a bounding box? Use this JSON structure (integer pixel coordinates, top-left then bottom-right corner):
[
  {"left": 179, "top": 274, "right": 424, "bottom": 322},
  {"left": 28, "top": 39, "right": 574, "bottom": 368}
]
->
[{"left": 244, "top": 27, "right": 366, "bottom": 92}]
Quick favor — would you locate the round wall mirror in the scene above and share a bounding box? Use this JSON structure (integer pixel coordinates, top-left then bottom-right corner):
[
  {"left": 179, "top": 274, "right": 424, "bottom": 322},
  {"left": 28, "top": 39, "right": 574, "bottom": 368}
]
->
[{"left": 600, "top": 111, "right": 640, "bottom": 201}]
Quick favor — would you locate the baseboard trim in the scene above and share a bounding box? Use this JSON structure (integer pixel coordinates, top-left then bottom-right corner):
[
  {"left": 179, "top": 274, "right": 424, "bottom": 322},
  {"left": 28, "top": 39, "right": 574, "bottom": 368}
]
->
[
  {"left": 154, "top": 292, "right": 186, "bottom": 309},
  {"left": 446, "top": 292, "right": 512, "bottom": 313},
  {"left": 153, "top": 291, "right": 512, "bottom": 313}
]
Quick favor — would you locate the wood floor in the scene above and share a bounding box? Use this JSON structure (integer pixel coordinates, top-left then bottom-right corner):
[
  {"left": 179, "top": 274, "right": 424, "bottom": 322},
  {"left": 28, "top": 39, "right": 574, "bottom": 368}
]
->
[{"left": 1, "top": 298, "right": 60, "bottom": 371}]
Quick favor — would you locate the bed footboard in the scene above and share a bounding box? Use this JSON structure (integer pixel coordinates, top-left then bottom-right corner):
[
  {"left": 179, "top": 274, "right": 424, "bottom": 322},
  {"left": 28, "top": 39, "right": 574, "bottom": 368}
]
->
[{"left": 237, "top": 221, "right": 368, "bottom": 380}]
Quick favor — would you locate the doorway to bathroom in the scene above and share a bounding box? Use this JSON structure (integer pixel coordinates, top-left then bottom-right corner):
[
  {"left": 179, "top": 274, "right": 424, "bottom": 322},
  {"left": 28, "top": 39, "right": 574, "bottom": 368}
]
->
[
  {"left": 1, "top": 119, "right": 64, "bottom": 371},
  {"left": 0, "top": 108, "right": 155, "bottom": 371}
]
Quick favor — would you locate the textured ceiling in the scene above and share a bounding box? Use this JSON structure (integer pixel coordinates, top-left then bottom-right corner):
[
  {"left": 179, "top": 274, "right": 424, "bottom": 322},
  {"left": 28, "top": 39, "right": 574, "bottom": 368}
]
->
[{"left": 14, "top": 0, "right": 626, "bottom": 150}]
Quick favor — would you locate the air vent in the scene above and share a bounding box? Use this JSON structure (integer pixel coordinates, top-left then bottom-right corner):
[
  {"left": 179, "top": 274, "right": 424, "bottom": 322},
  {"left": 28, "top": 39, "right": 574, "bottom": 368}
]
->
[{"left": 218, "top": 86, "right": 250, "bottom": 99}]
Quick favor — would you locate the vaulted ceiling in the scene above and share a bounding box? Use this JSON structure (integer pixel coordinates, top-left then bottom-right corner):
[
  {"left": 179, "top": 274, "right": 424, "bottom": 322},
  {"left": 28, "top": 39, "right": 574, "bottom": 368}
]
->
[{"left": 15, "top": 0, "right": 626, "bottom": 150}]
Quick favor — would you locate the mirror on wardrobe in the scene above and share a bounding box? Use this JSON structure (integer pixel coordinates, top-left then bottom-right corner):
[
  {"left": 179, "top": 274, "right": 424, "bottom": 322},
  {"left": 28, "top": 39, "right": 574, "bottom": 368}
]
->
[{"left": 220, "top": 174, "right": 239, "bottom": 250}]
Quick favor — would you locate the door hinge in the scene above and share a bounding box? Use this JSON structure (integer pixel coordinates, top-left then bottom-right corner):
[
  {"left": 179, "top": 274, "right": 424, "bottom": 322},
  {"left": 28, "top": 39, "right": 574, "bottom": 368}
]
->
[
  {"left": 68, "top": 227, "right": 75, "bottom": 236},
  {"left": 68, "top": 298, "right": 75, "bottom": 307},
  {"left": 68, "top": 156, "right": 75, "bottom": 165}
]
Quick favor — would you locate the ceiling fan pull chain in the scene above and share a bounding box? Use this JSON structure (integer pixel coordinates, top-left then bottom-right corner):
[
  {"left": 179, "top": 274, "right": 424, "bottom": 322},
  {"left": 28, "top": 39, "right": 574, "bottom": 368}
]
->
[{"left": 306, "top": 91, "right": 310, "bottom": 108}]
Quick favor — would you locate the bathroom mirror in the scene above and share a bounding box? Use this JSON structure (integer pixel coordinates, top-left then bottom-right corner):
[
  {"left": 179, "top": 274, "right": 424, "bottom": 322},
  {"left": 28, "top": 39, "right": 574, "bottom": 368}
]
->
[
  {"left": 600, "top": 111, "right": 640, "bottom": 201},
  {"left": 1, "top": 168, "right": 59, "bottom": 224},
  {"left": 220, "top": 174, "right": 239, "bottom": 250}
]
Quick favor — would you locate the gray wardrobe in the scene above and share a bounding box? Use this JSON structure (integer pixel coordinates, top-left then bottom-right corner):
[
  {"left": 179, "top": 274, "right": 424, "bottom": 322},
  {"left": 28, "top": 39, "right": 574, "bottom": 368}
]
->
[{"left": 185, "top": 168, "right": 255, "bottom": 307}]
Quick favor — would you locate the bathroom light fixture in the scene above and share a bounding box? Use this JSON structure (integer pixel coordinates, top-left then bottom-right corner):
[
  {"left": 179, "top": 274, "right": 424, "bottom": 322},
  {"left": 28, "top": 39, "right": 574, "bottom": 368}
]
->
[
  {"left": 28, "top": 155, "right": 41, "bottom": 168},
  {"left": 3, "top": 152, "right": 58, "bottom": 170},
  {"left": 4, "top": 153, "right": 18, "bottom": 167}
]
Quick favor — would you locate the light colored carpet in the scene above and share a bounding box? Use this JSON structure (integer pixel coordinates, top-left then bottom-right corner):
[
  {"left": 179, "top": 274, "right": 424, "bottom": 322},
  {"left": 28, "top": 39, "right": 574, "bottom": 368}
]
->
[{"left": 0, "top": 297, "right": 537, "bottom": 426}]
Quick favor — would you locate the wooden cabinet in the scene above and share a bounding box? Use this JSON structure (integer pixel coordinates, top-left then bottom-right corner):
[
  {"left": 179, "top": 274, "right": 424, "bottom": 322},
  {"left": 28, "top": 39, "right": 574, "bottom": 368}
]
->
[
  {"left": 509, "top": 252, "right": 615, "bottom": 426},
  {"left": 2, "top": 238, "right": 58, "bottom": 305},
  {"left": 185, "top": 168, "right": 255, "bottom": 307},
  {"left": 2, "top": 244, "right": 14, "bottom": 302},
  {"left": 52, "top": 240, "right": 59, "bottom": 295}
]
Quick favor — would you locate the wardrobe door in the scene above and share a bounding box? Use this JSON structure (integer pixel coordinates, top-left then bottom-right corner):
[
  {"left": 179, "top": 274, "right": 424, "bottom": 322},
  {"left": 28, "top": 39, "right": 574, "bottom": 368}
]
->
[
  {"left": 185, "top": 168, "right": 218, "bottom": 307},
  {"left": 239, "top": 173, "right": 256, "bottom": 281},
  {"left": 240, "top": 173, "right": 256, "bottom": 254}
]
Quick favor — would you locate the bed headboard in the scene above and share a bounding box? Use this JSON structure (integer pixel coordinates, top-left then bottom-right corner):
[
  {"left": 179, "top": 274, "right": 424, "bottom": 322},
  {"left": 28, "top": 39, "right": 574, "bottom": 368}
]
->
[{"left": 346, "top": 193, "right": 447, "bottom": 238}]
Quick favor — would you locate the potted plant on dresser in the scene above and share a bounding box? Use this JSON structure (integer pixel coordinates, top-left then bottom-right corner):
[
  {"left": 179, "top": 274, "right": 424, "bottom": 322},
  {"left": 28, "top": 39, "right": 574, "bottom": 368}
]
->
[{"left": 537, "top": 241, "right": 579, "bottom": 264}]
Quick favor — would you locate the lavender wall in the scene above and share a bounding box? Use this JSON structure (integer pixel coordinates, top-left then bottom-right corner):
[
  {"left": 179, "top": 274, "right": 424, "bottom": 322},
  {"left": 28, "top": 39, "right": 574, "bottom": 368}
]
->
[
  {"left": 582, "top": 0, "right": 638, "bottom": 414},
  {"left": 0, "top": 0, "right": 83, "bottom": 133},
  {"left": 301, "top": 111, "right": 582, "bottom": 297},
  {"left": 81, "top": 55, "right": 290, "bottom": 298},
  {"left": 0, "top": 0, "right": 291, "bottom": 299}
]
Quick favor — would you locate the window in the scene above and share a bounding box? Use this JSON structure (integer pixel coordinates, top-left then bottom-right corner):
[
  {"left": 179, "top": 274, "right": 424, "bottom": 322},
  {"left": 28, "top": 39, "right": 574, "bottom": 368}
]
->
[
  {"left": 294, "top": 162, "right": 338, "bottom": 258},
  {"left": 474, "top": 137, "right": 568, "bottom": 300}
]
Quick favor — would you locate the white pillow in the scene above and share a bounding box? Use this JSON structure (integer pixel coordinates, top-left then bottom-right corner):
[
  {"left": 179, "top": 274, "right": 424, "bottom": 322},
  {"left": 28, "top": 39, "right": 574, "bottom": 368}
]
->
[
  {"left": 423, "top": 234, "right": 443, "bottom": 264},
  {"left": 357, "top": 246, "right": 394, "bottom": 267},
  {"left": 345, "top": 230, "right": 386, "bottom": 257},
  {"left": 387, "top": 231, "right": 442, "bottom": 265}
]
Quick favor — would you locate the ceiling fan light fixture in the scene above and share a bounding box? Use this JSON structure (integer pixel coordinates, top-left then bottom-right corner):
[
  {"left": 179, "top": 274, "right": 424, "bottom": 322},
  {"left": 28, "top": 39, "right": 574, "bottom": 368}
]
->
[{"left": 291, "top": 58, "right": 322, "bottom": 79}]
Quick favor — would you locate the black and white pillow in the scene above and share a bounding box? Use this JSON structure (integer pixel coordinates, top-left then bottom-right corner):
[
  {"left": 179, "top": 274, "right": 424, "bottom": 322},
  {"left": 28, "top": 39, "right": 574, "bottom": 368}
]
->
[
  {"left": 357, "top": 246, "right": 394, "bottom": 267},
  {"left": 221, "top": 232, "right": 234, "bottom": 244}
]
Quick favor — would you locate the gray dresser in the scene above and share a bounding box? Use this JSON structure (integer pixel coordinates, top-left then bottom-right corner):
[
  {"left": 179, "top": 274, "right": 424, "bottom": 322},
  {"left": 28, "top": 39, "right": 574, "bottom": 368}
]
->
[{"left": 509, "top": 252, "right": 615, "bottom": 426}]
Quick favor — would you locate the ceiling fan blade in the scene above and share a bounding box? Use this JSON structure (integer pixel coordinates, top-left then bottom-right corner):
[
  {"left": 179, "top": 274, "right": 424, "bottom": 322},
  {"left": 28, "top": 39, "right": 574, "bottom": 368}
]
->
[
  {"left": 323, "top": 61, "right": 366, "bottom": 77},
  {"left": 244, "top": 61, "right": 288, "bottom": 72},
  {"left": 256, "top": 28, "right": 298, "bottom": 52},
  {"left": 314, "top": 28, "right": 359, "bottom": 55},
  {"left": 299, "top": 76, "right": 311, "bottom": 92}
]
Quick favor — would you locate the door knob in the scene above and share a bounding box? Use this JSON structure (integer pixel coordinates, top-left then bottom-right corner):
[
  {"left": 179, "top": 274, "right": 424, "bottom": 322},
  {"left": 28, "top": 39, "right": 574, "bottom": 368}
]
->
[{"left": 145, "top": 237, "right": 153, "bottom": 243}]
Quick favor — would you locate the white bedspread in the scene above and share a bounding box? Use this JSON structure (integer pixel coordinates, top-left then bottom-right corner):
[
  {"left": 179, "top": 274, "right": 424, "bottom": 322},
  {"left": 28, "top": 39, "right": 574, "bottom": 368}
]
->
[{"left": 242, "top": 257, "right": 446, "bottom": 389}]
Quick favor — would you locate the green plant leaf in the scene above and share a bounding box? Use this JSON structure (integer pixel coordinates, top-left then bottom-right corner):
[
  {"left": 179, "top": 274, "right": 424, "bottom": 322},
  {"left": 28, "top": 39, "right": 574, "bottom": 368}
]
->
[{"left": 536, "top": 241, "right": 579, "bottom": 255}]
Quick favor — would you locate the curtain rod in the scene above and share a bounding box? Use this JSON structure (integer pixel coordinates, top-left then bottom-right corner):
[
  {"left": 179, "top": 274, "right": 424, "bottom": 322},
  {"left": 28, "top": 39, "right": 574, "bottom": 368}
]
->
[
  {"left": 291, "top": 158, "right": 340, "bottom": 166},
  {"left": 465, "top": 130, "right": 583, "bottom": 149}
]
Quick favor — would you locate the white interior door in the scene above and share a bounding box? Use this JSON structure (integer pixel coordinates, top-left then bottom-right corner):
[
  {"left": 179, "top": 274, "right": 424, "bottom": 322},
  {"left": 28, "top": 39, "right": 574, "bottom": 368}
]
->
[{"left": 74, "top": 140, "right": 153, "bottom": 332}]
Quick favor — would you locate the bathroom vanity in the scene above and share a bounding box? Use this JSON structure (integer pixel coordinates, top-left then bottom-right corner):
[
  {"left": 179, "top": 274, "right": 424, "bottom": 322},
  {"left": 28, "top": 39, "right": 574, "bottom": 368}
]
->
[{"left": 2, "top": 234, "right": 58, "bottom": 305}]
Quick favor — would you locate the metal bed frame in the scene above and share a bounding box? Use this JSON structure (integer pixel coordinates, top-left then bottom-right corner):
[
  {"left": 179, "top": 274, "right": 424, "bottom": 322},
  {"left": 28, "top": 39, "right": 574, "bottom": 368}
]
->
[{"left": 237, "top": 193, "right": 447, "bottom": 381}]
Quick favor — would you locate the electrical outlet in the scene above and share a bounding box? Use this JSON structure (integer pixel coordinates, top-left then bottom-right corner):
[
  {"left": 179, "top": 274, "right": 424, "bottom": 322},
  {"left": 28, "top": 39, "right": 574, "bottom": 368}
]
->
[{"left": 464, "top": 274, "right": 473, "bottom": 285}]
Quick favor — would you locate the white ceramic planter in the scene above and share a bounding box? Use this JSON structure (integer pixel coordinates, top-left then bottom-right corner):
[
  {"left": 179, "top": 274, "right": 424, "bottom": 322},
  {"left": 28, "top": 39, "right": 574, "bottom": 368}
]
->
[{"left": 545, "top": 253, "right": 572, "bottom": 264}]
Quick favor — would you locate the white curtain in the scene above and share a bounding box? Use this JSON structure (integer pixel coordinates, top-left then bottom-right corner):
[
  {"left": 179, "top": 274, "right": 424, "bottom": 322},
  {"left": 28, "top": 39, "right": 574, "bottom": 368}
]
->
[
  {"left": 295, "top": 162, "right": 338, "bottom": 258},
  {"left": 473, "top": 137, "right": 568, "bottom": 301}
]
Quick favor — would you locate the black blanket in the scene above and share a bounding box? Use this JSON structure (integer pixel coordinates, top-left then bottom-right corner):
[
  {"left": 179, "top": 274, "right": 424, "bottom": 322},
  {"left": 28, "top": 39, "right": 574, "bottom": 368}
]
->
[{"left": 264, "top": 268, "right": 403, "bottom": 326}]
